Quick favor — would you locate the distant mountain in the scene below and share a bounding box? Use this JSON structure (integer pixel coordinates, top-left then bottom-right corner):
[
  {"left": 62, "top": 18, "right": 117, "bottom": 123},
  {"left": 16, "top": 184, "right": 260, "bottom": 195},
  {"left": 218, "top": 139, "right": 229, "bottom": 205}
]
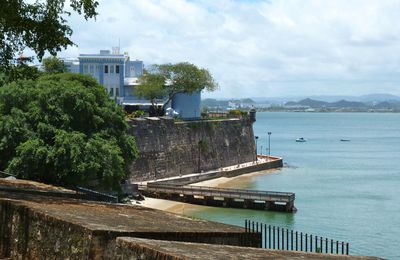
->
[
  {"left": 241, "top": 98, "right": 256, "bottom": 104},
  {"left": 358, "top": 93, "right": 400, "bottom": 102},
  {"left": 250, "top": 93, "right": 400, "bottom": 104},
  {"left": 373, "top": 101, "right": 400, "bottom": 109},
  {"left": 285, "top": 98, "right": 367, "bottom": 108},
  {"left": 202, "top": 98, "right": 229, "bottom": 107},
  {"left": 329, "top": 100, "right": 366, "bottom": 108},
  {"left": 285, "top": 98, "right": 328, "bottom": 108},
  {"left": 374, "top": 101, "right": 392, "bottom": 109}
]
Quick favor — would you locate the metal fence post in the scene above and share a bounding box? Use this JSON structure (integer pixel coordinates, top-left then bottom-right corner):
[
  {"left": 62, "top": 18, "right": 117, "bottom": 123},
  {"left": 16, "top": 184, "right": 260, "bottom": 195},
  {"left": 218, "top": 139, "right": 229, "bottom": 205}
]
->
[
  {"left": 286, "top": 228, "right": 289, "bottom": 250},
  {"left": 264, "top": 224, "right": 267, "bottom": 249},
  {"left": 325, "top": 238, "right": 328, "bottom": 253},
  {"left": 300, "top": 232, "right": 303, "bottom": 251},
  {"left": 273, "top": 226, "right": 276, "bottom": 249},
  {"left": 277, "top": 227, "right": 280, "bottom": 250},
  {"left": 305, "top": 234, "right": 308, "bottom": 252},
  {"left": 269, "top": 225, "right": 271, "bottom": 249},
  {"left": 291, "top": 230, "right": 293, "bottom": 250}
]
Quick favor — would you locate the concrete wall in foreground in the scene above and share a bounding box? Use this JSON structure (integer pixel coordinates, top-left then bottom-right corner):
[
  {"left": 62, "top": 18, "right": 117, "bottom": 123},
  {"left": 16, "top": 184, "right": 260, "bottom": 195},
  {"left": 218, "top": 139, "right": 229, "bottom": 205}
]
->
[
  {"left": 0, "top": 198, "right": 260, "bottom": 259},
  {"left": 127, "top": 118, "right": 256, "bottom": 182},
  {"left": 0, "top": 200, "right": 92, "bottom": 259}
]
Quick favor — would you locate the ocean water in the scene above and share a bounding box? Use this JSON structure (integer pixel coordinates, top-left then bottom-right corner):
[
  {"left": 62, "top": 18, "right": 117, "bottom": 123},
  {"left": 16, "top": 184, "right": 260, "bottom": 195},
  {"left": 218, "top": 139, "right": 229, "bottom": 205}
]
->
[{"left": 189, "top": 112, "right": 400, "bottom": 259}]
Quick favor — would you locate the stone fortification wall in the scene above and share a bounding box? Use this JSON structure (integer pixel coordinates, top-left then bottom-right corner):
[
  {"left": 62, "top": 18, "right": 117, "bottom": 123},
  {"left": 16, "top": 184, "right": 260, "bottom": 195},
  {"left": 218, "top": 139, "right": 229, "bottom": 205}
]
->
[
  {"left": 0, "top": 200, "right": 92, "bottom": 259},
  {"left": 114, "top": 237, "right": 382, "bottom": 260},
  {"left": 127, "top": 117, "right": 256, "bottom": 182},
  {"left": 0, "top": 184, "right": 260, "bottom": 259}
]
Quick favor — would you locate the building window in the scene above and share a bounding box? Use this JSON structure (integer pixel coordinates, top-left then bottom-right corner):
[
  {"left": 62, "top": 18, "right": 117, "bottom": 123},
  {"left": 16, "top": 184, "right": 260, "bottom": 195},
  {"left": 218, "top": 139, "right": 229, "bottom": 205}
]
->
[
  {"left": 89, "top": 65, "right": 94, "bottom": 74},
  {"left": 130, "top": 67, "right": 135, "bottom": 76},
  {"left": 104, "top": 65, "right": 108, "bottom": 73},
  {"left": 83, "top": 64, "right": 88, "bottom": 73},
  {"left": 116, "top": 65, "right": 120, "bottom": 74},
  {"left": 109, "top": 88, "right": 114, "bottom": 96},
  {"left": 116, "top": 87, "right": 120, "bottom": 97},
  {"left": 110, "top": 65, "right": 114, "bottom": 74}
]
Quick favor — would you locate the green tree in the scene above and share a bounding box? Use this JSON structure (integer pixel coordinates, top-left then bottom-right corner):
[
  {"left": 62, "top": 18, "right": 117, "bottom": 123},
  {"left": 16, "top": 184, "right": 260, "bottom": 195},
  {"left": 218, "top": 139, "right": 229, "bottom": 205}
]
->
[
  {"left": 0, "top": 57, "right": 42, "bottom": 87},
  {"left": 159, "top": 62, "right": 218, "bottom": 109},
  {"left": 0, "top": 64, "right": 42, "bottom": 86},
  {"left": 136, "top": 72, "right": 166, "bottom": 108},
  {"left": 136, "top": 62, "right": 218, "bottom": 112},
  {"left": 0, "top": 73, "right": 138, "bottom": 190},
  {"left": 0, "top": 0, "right": 98, "bottom": 67},
  {"left": 42, "top": 56, "right": 68, "bottom": 74}
]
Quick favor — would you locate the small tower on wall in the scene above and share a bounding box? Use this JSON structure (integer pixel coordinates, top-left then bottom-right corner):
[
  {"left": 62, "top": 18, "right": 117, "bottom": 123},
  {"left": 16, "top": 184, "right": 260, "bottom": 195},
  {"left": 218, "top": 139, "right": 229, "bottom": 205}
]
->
[{"left": 249, "top": 108, "right": 256, "bottom": 123}]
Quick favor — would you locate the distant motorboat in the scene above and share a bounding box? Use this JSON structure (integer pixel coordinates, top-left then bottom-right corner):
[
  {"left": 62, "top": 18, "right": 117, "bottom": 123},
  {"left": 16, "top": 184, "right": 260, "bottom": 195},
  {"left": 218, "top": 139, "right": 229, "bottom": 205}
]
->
[
  {"left": 340, "top": 139, "right": 351, "bottom": 142},
  {"left": 296, "top": 137, "right": 306, "bottom": 142}
]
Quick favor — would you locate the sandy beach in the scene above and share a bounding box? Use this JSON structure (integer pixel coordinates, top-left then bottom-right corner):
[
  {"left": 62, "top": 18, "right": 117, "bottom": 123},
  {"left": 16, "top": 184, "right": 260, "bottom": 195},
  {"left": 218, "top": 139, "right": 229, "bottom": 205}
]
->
[{"left": 137, "top": 168, "right": 280, "bottom": 215}]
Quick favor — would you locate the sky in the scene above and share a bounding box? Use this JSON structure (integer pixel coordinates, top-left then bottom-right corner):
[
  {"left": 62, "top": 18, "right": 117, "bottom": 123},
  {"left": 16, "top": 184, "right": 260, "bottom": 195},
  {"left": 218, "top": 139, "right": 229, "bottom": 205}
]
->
[{"left": 59, "top": 0, "right": 400, "bottom": 99}]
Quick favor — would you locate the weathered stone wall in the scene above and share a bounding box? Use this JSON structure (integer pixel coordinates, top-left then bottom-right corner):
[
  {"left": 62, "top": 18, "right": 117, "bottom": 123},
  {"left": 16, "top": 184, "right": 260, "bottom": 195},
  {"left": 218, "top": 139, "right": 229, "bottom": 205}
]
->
[
  {"left": 114, "top": 237, "right": 383, "bottom": 260},
  {"left": 0, "top": 200, "right": 92, "bottom": 259},
  {"left": 128, "top": 117, "right": 256, "bottom": 182},
  {"left": 0, "top": 186, "right": 261, "bottom": 259}
]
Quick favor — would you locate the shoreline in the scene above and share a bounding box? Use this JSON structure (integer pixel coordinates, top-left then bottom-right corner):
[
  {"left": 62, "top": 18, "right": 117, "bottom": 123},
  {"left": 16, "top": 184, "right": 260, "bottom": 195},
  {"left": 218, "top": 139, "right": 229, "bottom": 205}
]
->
[{"left": 137, "top": 168, "right": 280, "bottom": 215}]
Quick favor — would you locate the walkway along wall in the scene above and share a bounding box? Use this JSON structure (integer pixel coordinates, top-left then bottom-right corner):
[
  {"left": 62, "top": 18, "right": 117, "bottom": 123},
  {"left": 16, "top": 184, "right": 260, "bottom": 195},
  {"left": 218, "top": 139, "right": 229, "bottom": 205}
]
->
[{"left": 128, "top": 117, "right": 256, "bottom": 182}]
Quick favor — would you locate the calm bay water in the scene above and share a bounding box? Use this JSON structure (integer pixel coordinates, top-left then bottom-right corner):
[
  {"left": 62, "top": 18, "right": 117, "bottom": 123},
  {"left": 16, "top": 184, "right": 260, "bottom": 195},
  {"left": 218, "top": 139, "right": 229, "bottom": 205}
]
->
[{"left": 189, "top": 112, "right": 400, "bottom": 259}]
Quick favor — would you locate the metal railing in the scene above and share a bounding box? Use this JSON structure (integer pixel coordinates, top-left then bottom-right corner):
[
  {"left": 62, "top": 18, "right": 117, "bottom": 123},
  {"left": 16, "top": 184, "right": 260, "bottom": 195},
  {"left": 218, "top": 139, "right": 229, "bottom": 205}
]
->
[
  {"left": 70, "top": 186, "right": 118, "bottom": 203},
  {"left": 0, "top": 176, "right": 118, "bottom": 203},
  {"left": 0, "top": 170, "right": 16, "bottom": 178},
  {"left": 245, "top": 220, "right": 349, "bottom": 255},
  {"left": 141, "top": 183, "right": 295, "bottom": 202}
]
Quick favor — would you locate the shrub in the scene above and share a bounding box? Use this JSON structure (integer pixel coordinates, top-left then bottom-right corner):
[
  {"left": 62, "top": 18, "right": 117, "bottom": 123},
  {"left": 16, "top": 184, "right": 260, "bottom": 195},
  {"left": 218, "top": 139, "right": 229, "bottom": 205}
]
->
[{"left": 0, "top": 73, "right": 138, "bottom": 190}]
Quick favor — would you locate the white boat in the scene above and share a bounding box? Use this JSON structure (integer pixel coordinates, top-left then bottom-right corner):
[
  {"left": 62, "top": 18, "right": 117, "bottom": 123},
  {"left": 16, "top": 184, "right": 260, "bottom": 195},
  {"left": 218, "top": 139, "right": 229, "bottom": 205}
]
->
[{"left": 296, "top": 137, "right": 306, "bottom": 142}]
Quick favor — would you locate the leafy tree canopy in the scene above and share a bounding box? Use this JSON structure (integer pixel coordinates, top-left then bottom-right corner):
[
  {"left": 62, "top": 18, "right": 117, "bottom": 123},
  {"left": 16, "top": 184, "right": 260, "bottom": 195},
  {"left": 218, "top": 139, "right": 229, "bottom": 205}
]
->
[
  {"left": 0, "top": 0, "right": 98, "bottom": 67},
  {"left": 136, "top": 72, "right": 166, "bottom": 107},
  {"left": 42, "top": 56, "right": 68, "bottom": 74},
  {"left": 0, "top": 61, "right": 42, "bottom": 86},
  {"left": 136, "top": 62, "right": 218, "bottom": 111},
  {"left": 0, "top": 73, "right": 138, "bottom": 189}
]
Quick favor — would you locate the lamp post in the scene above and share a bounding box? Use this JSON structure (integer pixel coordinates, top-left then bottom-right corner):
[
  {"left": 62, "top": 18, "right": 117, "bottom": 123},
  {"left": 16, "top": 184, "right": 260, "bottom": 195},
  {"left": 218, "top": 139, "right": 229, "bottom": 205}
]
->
[
  {"left": 267, "top": 132, "right": 272, "bottom": 160},
  {"left": 255, "top": 136, "right": 259, "bottom": 162}
]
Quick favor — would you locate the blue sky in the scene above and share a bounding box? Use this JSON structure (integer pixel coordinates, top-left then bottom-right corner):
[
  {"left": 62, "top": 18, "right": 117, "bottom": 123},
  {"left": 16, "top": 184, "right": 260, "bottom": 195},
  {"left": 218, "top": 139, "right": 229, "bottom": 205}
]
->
[{"left": 59, "top": 0, "right": 400, "bottom": 98}]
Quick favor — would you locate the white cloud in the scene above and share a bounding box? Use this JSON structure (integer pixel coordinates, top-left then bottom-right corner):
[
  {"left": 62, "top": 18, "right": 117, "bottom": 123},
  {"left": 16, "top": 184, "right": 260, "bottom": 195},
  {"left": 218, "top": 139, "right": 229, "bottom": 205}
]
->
[{"left": 59, "top": 0, "right": 400, "bottom": 98}]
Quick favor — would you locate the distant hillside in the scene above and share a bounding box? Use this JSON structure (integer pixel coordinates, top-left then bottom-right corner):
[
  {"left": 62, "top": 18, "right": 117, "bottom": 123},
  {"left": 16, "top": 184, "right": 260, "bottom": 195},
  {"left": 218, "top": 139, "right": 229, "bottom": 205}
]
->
[
  {"left": 202, "top": 95, "right": 400, "bottom": 111},
  {"left": 202, "top": 98, "right": 229, "bottom": 107},
  {"left": 329, "top": 100, "right": 366, "bottom": 108},
  {"left": 300, "top": 98, "right": 329, "bottom": 107},
  {"left": 358, "top": 93, "right": 400, "bottom": 102},
  {"left": 250, "top": 93, "right": 400, "bottom": 104},
  {"left": 285, "top": 98, "right": 366, "bottom": 108}
]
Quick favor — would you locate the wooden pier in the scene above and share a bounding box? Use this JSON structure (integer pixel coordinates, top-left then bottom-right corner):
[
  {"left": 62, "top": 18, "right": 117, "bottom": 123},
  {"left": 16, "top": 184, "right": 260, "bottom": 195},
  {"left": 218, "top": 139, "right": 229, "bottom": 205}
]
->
[{"left": 138, "top": 184, "right": 296, "bottom": 212}]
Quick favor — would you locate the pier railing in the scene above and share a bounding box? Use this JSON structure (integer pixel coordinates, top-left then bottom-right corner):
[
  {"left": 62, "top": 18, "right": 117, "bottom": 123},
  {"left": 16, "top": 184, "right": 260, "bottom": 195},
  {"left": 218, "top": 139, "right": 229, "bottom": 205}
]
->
[
  {"left": 245, "top": 220, "right": 349, "bottom": 255},
  {"left": 143, "top": 183, "right": 295, "bottom": 202}
]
